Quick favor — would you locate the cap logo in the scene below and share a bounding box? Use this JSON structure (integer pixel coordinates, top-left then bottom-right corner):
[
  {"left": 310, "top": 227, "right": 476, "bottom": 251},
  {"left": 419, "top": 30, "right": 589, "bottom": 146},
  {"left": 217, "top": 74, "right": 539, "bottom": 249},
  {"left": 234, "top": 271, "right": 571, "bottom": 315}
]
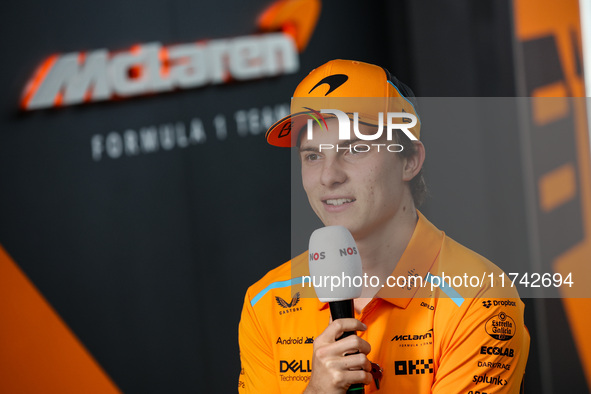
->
[
  {"left": 278, "top": 121, "right": 291, "bottom": 138},
  {"left": 308, "top": 74, "right": 348, "bottom": 96}
]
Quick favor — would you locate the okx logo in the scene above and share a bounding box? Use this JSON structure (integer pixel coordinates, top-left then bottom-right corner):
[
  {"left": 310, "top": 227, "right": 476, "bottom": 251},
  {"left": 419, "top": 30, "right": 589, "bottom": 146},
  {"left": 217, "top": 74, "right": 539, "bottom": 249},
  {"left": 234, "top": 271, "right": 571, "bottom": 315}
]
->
[{"left": 394, "top": 359, "right": 434, "bottom": 375}]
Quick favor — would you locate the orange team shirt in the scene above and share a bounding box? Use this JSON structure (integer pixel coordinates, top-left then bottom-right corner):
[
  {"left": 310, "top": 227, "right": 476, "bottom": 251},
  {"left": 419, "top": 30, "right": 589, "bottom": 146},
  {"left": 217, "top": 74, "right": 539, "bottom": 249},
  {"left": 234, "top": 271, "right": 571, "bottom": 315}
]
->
[{"left": 239, "top": 212, "right": 530, "bottom": 393}]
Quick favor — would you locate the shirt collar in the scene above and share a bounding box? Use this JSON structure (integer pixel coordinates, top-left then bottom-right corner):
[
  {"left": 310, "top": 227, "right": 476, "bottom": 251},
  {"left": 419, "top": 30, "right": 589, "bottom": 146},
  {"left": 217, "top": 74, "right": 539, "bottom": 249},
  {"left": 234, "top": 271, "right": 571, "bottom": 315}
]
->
[
  {"left": 376, "top": 210, "right": 443, "bottom": 308},
  {"left": 313, "top": 211, "right": 444, "bottom": 311}
]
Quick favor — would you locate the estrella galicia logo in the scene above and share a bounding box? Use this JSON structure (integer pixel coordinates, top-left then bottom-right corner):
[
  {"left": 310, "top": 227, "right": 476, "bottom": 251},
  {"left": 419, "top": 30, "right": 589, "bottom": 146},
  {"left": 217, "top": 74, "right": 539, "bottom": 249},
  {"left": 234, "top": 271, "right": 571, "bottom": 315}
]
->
[
  {"left": 308, "top": 74, "right": 349, "bottom": 96},
  {"left": 394, "top": 359, "right": 433, "bottom": 375},
  {"left": 276, "top": 292, "right": 302, "bottom": 315},
  {"left": 485, "top": 312, "right": 515, "bottom": 341}
]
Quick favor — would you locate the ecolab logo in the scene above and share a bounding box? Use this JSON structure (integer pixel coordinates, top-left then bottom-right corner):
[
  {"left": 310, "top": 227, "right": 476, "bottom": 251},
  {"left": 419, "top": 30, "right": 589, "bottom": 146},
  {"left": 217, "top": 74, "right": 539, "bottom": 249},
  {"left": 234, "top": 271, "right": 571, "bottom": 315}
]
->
[
  {"left": 22, "top": 34, "right": 298, "bottom": 110},
  {"left": 479, "top": 346, "right": 514, "bottom": 357}
]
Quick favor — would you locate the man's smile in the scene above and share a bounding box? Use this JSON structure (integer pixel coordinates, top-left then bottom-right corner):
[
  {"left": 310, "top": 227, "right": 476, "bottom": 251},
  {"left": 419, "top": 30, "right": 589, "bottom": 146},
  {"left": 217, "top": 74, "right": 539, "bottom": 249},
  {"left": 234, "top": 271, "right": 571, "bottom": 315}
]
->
[{"left": 323, "top": 198, "right": 356, "bottom": 206}]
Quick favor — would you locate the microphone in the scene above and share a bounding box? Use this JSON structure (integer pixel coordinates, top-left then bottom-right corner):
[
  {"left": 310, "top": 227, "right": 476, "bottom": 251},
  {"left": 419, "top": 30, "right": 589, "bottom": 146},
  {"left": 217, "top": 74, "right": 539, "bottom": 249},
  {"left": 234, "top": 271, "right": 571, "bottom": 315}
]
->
[{"left": 309, "top": 226, "right": 365, "bottom": 393}]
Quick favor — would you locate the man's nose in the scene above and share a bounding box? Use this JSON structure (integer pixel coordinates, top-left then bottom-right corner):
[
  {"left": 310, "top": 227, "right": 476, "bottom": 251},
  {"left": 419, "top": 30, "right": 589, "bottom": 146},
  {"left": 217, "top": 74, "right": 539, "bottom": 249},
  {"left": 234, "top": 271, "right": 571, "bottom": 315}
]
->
[{"left": 320, "top": 157, "right": 347, "bottom": 186}]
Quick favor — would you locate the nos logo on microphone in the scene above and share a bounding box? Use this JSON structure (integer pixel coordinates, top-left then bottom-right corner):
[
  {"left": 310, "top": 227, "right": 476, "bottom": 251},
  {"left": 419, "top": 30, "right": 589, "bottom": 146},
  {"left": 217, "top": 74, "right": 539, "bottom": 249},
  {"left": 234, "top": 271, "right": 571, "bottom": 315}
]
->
[
  {"left": 309, "top": 252, "right": 325, "bottom": 261},
  {"left": 309, "top": 247, "right": 357, "bottom": 261}
]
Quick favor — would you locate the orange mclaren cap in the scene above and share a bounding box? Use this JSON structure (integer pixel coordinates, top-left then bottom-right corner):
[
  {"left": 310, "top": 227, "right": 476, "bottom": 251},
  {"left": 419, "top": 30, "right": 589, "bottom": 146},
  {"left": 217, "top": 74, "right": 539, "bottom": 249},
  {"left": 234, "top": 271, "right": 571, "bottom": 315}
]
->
[{"left": 265, "top": 59, "right": 421, "bottom": 147}]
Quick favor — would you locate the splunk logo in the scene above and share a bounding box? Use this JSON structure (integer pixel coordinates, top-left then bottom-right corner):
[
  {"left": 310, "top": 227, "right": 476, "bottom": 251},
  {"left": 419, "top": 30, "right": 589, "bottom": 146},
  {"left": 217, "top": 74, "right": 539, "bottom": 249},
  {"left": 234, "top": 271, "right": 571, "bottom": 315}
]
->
[
  {"left": 472, "top": 374, "right": 507, "bottom": 386},
  {"left": 305, "top": 109, "right": 418, "bottom": 149}
]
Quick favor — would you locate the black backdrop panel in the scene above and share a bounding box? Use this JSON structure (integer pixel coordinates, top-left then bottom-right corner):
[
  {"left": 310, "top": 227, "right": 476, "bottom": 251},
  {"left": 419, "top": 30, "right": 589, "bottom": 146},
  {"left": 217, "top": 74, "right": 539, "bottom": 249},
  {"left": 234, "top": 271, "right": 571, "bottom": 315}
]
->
[
  {"left": 0, "top": 1, "right": 407, "bottom": 392},
  {"left": 1, "top": 1, "right": 586, "bottom": 392}
]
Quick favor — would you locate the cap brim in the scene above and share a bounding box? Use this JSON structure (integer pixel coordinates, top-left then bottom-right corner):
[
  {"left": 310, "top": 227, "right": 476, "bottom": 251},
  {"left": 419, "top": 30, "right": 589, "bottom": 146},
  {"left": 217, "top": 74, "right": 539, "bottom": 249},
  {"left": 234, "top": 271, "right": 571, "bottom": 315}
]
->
[
  {"left": 265, "top": 111, "right": 315, "bottom": 147},
  {"left": 266, "top": 111, "right": 396, "bottom": 148}
]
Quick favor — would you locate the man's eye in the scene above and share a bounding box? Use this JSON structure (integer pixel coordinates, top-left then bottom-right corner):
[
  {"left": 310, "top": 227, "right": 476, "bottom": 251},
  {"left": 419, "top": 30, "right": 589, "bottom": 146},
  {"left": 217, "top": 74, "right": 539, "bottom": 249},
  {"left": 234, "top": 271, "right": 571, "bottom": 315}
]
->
[{"left": 305, "top": 153, "right": 319, "bottom": 161}]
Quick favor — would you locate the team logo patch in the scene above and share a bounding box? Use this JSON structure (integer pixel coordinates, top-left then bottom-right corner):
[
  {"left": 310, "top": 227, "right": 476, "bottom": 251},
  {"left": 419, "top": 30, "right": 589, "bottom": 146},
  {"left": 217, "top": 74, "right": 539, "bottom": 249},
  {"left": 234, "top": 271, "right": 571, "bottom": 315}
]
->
[
  {"left": 308, "top": 74, "right": 349, "bottom": 95},
  {"left": 394, "top": 359, "right": 434, "bottom": 375},
  {"left": 276, "top": 292, "right": 300, "bottom": 308},
  {"left": 482, "top": 300, "right": 516, "bottom": 308},
  {"left": 275, "top": 292, "right": 302, "bottom": 315},
  {"left": 485, "top": 312, "right": 515, "bottom": 341}
]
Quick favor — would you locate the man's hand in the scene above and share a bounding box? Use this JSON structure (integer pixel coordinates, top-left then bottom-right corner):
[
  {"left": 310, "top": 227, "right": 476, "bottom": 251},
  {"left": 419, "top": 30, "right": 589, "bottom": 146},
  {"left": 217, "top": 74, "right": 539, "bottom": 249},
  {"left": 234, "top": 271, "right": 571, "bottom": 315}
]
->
[{"left": 304, "top": 318, "right": 372, "bottom": 394}]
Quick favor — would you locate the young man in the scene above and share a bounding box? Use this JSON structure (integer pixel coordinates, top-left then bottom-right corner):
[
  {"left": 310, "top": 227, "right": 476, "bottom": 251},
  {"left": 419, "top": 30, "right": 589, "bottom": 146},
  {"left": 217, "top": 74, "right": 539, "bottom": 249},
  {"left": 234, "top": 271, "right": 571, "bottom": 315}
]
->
[{"left": 238, "top": 59, "right": 529, "bottom": 393}]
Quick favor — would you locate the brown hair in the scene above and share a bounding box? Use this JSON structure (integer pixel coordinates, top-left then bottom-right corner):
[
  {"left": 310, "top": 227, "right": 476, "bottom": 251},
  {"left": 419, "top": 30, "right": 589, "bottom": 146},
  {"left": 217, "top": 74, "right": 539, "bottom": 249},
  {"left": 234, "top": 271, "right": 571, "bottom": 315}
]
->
[{"left": 392, "top": 132, "right": 427, "bottom": 207}]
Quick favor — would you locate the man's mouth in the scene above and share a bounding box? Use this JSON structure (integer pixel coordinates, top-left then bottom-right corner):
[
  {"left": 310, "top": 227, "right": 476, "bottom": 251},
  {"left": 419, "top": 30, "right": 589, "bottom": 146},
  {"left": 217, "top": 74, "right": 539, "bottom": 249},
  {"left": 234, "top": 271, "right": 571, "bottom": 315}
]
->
[{"left": 324, "top": 198, "right": 355, "bottom": 206}]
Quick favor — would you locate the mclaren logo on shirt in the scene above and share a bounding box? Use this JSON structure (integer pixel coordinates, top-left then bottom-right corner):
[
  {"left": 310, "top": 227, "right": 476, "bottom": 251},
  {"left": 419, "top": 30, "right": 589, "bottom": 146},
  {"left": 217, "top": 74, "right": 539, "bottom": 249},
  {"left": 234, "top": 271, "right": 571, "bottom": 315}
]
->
[
  {"left": 391, "top": 329, "right": 433, "bottom": 347},
  {"left": 394, "top": 359, "right": 434, "bottom": 375},
  {"left": 276, "top": 292, "right": 302, "bottom": 315},
  {"left": 391, "top": 328, "right": 433, "bottom": 341}
]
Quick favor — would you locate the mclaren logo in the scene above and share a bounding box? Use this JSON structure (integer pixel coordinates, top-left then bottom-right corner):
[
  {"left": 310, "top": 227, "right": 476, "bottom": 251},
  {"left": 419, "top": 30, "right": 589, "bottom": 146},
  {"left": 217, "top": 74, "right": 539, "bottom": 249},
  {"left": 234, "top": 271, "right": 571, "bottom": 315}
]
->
[
  {"left": 21, "top": 0, "right": 324, "bottom": 110},
  {"left": 22, "top": 36, "right": 298, "bottom": 110},
  {"left": 391, "top": 329, "right": 433, "bottom": 341},
  {"left": 308, "top": 74, "right": 348, "bottom": 95},
  {"left": 276, "top": 292, "right": 302, "bottom": 315}
]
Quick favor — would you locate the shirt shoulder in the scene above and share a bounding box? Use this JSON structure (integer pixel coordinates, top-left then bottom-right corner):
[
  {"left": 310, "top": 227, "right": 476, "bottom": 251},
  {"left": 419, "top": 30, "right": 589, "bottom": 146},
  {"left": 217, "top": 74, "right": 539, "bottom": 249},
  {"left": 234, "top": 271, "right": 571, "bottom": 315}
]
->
[
  {"left": 434, "top": 234, "right": 521, "bottom": 300},
  {"left": 245, "top": 251, "right": 314, "bottom": 310}
]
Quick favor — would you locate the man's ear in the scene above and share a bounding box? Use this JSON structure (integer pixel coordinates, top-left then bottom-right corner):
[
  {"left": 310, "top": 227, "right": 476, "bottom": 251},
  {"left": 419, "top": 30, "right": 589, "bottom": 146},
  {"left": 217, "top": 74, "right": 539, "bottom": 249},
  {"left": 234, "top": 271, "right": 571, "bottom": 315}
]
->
[{"left": 402, "top": 141, "right": 425, "bottom": 181}]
